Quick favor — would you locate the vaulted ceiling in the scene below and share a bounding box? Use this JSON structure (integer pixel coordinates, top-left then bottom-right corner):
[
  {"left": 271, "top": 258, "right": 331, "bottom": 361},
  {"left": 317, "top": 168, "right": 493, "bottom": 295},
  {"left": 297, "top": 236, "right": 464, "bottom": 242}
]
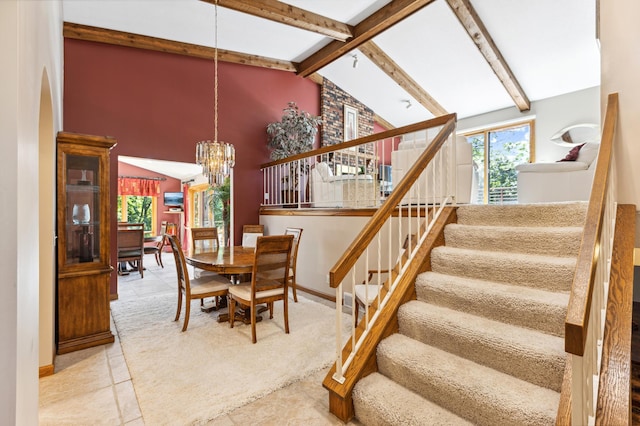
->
[{"left": 62, "top": 0, "right": 600, "bottom": 129}]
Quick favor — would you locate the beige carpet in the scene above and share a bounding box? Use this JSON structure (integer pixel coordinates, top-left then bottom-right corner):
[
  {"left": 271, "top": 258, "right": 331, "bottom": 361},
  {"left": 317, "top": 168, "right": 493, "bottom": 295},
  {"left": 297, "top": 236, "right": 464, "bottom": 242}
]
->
[
  {"left": 111, "top": 292, "right": 350, "bottom": 425},
  {"left": 352, "top": 202, "right": 587, "bottom": 425}
]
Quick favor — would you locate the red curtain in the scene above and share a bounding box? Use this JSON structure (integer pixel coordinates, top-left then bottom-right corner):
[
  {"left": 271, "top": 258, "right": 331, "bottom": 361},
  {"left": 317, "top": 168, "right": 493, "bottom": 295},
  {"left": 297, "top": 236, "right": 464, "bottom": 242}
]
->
[{"left": 118, "top": 178, "right": 161, "bottom": 197}]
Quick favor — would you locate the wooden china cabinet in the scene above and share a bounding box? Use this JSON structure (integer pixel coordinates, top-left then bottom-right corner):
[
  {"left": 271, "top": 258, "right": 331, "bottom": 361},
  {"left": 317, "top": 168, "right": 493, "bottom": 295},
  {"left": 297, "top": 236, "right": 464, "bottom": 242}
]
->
[{"left": 56, "top": 131, "right": 116, "bottom": 354}]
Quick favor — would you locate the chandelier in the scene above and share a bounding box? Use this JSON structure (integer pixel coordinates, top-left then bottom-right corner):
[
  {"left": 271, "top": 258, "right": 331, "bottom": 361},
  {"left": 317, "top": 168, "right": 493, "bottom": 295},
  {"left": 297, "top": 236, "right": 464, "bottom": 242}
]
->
[{"left": 196, "top": 0, "right": 235, "bottom": 187}]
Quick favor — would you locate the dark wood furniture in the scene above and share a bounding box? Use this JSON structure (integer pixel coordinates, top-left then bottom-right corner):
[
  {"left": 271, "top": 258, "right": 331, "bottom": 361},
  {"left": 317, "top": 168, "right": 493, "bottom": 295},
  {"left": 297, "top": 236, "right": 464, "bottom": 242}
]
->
[
  {"left": 144, "top": 235, "right": 165, "bottom": 267},
  {"left": 117, "top": 228, "right": 144, "bottom": 277},
  {"left": 56, "top": 131, "right": 116, "bottom": 354},
  {"left": 185, "top": 245, "right": 263, "bottom": 324},
  {"left": 185, "top": 245, "right": 256, "bottom": 275},
  {"left": 284, "top": 227, "right": 303, "bottom": 302},
  {"left": 165, "top": 234, "right": 230, "bottom": 331},
  {"left": 241, "top": 224, "right": 264, "bottom": 247},
  {"left": 228, "top": 235, "right": 294, "bottom": 343},
  {"left": 190, "top": 227, "right": 219, "bottom": 252}
]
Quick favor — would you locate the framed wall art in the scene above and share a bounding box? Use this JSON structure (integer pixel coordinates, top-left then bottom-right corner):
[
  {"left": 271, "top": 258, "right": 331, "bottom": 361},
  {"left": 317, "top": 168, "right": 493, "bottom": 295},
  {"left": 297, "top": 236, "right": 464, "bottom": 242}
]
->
[{"left": 343, "top": 104, "right": 358, "bottom": 141}]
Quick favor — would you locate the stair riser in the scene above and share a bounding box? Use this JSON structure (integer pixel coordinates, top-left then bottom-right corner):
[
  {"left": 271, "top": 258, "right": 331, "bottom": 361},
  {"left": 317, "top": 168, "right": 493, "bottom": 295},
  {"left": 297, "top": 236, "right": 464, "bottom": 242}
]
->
[
  {"left": 415, "top": 276, "right": 567, "bottom": 337},
  {"left": 397, "top": 305, "right": 564, "bottom": 391},
  {"left": 444, "top": 225, "right": 582, "bottom": 258},
  {"left": 431, "top": 249, "right": 575, "bottom": 291},
  {"left": 456, "top": 203, "right": 587, "bottom": 228}
]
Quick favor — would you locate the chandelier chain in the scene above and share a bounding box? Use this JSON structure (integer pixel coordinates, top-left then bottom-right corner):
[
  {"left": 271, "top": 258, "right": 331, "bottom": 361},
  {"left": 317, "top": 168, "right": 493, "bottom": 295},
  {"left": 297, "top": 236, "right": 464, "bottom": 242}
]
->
[
  {"left": 214, "top": 0, "right": 218, "bottom": 143},
  {"left": 195, "top": 0, "right": 235, "bottom": 188}
]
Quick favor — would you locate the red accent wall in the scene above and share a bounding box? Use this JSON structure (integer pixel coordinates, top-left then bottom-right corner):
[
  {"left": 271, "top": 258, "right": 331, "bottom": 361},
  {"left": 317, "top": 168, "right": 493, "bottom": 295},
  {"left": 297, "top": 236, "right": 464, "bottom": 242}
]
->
[{"left": 64, "top": 38, "right": 320, "bottom": 294}]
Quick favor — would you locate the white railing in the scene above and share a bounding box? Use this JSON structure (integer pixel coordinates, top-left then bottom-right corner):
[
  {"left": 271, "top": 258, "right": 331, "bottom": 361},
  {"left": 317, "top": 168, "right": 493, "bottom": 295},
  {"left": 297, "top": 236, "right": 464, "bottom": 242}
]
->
[
  {"left": 565, "top": 93, "right": 618, "bottom": 425},
  {"left": 261, "top": 142, "right": 385, "bottom": 208},
  {"left": 260, "top": 119, "right": 452, "bottom": 209},
  {"left": 327, "top": 116, "right": 457, "bottom": 383}
]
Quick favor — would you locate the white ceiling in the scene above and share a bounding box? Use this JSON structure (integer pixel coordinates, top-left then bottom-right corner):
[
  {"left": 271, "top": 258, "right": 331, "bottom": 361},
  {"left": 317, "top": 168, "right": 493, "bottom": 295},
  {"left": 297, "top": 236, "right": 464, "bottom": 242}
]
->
[
  {"left": 119, "top": 156, "right": 202, "bottom": 181},
  {"left": 64, "top": 0, "right": 600, "bottom": 177},
  {"left": 62, "top": 0, "right": 600, "bottom": 128}
]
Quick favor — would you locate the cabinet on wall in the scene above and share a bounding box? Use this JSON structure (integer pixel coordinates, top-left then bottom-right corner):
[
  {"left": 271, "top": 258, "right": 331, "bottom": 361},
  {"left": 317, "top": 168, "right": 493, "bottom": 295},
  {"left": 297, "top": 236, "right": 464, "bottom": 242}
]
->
[{"left": 56, "top": 131, "right": 116, "bottom": 354}]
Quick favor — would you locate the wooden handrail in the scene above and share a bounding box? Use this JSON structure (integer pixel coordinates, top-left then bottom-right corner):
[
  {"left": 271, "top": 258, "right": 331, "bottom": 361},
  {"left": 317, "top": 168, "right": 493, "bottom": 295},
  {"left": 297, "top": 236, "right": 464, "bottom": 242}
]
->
[
  {"left": 564, "top": 92, "right": 618, "bottom": 356},
  {"left": 260, "top": 114, "right": 456, "bottom": 169},
  {"left": 328, "top": 115, "right": 457, "bottom": 288}
]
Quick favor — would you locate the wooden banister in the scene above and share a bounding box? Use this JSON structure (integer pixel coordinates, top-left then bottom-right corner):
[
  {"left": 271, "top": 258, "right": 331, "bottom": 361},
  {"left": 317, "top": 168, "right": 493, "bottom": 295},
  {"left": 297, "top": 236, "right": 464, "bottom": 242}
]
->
[
  {"left": 564, "top": 92, "right": 618, "bottom": 356},
  {"left": 328, "top": 115, "right": 457, "bottom": 288}
]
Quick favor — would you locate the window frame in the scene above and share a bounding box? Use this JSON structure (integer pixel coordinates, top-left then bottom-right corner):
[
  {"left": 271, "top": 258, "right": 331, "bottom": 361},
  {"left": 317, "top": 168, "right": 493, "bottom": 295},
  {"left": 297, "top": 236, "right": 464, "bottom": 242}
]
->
[
  {"left": 463, "top": 119, "right": 536, "bottom": 204},
  {"left": 117, "top": 194, "right": 158, "bottom": 236}
]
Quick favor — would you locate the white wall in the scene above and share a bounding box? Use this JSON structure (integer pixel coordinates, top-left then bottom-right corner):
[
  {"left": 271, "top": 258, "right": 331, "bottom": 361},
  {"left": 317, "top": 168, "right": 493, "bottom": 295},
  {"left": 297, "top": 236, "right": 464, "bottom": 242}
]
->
[
  {"left": 0, "top": 1, "right": 63, "bottom": 424},
  {"left": 457, "top": 86, "right": 601, "bottom": 163},
  {"left": 261, "top": 215, "right": 409, "bottom": 299},
  {"left": 600, "top": 0, "right": 640, "bottom": 299}
]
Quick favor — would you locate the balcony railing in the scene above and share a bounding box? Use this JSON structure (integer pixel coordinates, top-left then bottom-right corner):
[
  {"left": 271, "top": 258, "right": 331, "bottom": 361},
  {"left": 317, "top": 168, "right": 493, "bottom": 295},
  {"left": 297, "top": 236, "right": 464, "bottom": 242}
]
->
[{"left": 260, "top": 117, "right": 456, "bottom": 210}]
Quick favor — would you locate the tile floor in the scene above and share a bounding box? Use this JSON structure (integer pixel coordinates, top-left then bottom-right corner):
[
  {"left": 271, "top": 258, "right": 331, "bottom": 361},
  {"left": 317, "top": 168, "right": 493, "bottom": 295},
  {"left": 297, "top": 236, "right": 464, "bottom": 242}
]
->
[{"left": 39, "top": 251, "right": 361, "bottom": 425}]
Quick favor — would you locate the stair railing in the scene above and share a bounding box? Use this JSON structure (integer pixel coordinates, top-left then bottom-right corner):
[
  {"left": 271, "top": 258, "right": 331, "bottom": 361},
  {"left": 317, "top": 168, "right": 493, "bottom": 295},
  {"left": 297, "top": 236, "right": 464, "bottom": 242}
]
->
[
  {"left": 326, "top": 114, "right": 457, "bottom": 384},
  {"left": 563, "top": 93, "right": 618, "bottom": 425}
]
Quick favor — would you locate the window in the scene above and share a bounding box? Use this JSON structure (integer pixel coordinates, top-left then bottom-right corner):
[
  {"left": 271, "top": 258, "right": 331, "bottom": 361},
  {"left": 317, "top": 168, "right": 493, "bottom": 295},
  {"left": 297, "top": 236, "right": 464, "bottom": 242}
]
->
[
  {"left": 188, "top": 179, "right": 230, "bottom": 245},
  {"left": 465, "top": 120, "right": 535, "bottom": 204},
  {"left": 117, "top": 195, "right": 157, "bottom": 236}
]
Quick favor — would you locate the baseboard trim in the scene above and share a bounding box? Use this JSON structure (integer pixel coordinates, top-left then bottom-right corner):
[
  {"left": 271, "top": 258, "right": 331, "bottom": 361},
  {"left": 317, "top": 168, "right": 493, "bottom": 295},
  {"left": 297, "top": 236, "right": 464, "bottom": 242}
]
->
[
  {"left": 297, "top": 285, "right": 334, "bottom": 303},
  {"left": 39, "top": 364, "right": 54, "bottom": 378}
]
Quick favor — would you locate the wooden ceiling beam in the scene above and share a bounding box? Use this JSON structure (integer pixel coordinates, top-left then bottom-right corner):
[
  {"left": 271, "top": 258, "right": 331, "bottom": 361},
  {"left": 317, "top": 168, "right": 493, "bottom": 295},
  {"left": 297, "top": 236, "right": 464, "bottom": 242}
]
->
[
  {"left": 63, "top": 22, "right": 297, "bottom": 72},
  {"left": 446, "top": 0, "right": 530, "bottom": 111},
  {"left": 359, "top": 41, "right": 447, "bottom": 116},
  {"left": 297, "top": 0, "right": 437, "bottom": 78},
  {"left": 204, "top": 0, "right": 353, "bottom": 41},
  {"left": 374, "top": 113, "right": 396, "bottom": 130}
]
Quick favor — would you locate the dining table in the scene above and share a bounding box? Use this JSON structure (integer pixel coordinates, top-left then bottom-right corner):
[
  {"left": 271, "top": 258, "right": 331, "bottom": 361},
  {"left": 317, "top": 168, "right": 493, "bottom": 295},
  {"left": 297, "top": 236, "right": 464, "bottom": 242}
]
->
[{"left": 184, "top": 245, "right": 264, "bottom": 324}]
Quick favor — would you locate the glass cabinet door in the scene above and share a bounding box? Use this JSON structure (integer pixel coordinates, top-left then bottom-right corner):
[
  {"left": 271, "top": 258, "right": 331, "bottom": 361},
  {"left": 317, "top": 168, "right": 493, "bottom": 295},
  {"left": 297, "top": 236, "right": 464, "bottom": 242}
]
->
[{"left": 65, "top": 155, "right": 101, "bottom": 264}]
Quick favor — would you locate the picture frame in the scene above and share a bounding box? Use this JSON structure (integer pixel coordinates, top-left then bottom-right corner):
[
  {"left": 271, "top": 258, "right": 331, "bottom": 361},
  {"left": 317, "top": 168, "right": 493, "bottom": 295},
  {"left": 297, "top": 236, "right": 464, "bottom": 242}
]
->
[{"left": 343, "top": 104, "right": 358, "bottom": 141}]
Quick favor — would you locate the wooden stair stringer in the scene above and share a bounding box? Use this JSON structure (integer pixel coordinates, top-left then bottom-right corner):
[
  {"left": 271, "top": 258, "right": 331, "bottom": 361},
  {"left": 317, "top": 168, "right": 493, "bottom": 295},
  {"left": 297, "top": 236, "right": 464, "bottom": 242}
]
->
[{"left": 322, "top": 206, "right": 458, "bottom": 423}]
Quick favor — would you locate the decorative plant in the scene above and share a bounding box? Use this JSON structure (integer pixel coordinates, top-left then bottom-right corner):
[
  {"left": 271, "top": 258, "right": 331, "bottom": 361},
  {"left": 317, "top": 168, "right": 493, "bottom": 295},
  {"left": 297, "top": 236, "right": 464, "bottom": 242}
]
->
[
  {"left": 208, "top": 176, "right": 231, "bottom": 246},
  {"left": 266, "top": 102, "right": 322, "bottom": 190}
]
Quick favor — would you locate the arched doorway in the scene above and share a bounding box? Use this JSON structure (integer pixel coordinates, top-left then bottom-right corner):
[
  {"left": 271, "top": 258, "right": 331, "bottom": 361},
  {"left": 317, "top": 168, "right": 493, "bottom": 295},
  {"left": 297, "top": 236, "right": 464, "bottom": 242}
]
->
[{"left": 38, "top": 68, "right": 56, "bottom": 375}]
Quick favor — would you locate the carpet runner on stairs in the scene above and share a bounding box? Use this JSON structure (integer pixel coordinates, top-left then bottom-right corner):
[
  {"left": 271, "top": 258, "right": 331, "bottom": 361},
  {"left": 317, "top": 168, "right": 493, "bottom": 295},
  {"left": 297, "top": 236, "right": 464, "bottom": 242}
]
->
[{"left": 352, "top": 202, "right": 587, "bottom": 425}]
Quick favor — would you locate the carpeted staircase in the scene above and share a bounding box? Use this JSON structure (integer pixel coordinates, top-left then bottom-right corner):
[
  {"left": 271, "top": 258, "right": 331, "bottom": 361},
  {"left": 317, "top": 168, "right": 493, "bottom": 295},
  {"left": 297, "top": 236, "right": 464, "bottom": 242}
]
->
[{"left": 352, "top": 202, "right": 588, "bottom": 425}]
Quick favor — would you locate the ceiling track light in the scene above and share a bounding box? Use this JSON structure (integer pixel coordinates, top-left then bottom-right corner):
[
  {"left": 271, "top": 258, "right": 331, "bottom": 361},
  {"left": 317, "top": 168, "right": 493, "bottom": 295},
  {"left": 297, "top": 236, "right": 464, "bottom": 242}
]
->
[{"left": 352, "top": 54, "right": 359, "bottom": 68}]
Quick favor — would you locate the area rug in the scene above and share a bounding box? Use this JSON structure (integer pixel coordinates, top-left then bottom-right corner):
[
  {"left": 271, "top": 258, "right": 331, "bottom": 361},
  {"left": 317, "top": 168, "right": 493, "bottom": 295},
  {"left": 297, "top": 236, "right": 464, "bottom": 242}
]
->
[{"left": 111, "top": 292, "right": 351, "bottom": 425}]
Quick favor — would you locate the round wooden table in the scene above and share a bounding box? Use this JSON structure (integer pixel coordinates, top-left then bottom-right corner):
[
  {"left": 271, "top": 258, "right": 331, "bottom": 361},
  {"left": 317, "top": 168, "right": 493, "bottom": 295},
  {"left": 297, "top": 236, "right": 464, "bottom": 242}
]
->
[
  {"left": 185, "top": 246, "right": 255, "bottom": 275},
  {"left": 184, "top": 246, "right": 262, "bottom": 323}
]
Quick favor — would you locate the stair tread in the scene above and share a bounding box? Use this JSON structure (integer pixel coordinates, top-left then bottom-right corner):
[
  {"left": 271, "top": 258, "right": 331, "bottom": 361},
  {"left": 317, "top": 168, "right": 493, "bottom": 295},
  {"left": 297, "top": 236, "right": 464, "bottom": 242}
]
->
[
  {"left": 416, "top": 271, "right": 568, "bottom": 336},
  {"left": 431, "top": 246, "right": 576, "bottom": 291},
  {"left": 444, "top": 223, "right": 583, "bottom": 257},
  {"left": 433, "top": 245, "right": 577, "bottom": 265},
  {"left": 377, "top": 333, "right": 560, "bottom": 425},
  {"left": 353, "top": 372, "right": 473, "bottom": 426},
  {"left": 398, "top": 301, "right": 565, "bottom": 390},
  {"left": 456, "top": 202, "right": 588, "bottom": 227}
]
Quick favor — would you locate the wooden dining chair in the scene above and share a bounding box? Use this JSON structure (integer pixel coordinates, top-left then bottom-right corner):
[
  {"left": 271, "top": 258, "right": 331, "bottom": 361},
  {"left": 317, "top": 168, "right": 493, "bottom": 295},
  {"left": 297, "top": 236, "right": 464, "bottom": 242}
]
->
[
  {"left": 165, "top": 234, "right": 230, "bottom": 332},
  {"left": 228, "top": 234, "right": 294, "bottom": 343},
  {"left": 242, "top": 224, "right": 264, "bottom": 248},
  {"left": 284, "top": 227, "right": 303, "bottom": 302},
  {"left": 190, "top": 227, "right": 226, "bottom": 308},
  {"left": 117, "top": 228, "right": 145, "bottom": 277},
  {"left": 143, "top": 235, "right": 164, "bottom": 268},
  {"left": 191, "top": 227, "right": 219, "bottom": 253}
]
